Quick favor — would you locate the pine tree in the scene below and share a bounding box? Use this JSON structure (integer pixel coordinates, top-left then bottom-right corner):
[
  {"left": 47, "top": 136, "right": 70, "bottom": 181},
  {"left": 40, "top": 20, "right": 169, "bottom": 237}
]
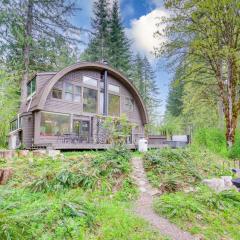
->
[
  {"left": 81, "top": 0, "right": 110, "bottom": 62},
  {"left": 109, "top": 0, "right": 131, "bottom": 75},
  {"left": 131, "top": 54, "right": 160, "bottom": 116},
  {"left": 0, "top": 0, "right": 81, "bottom": 105},
  {"left": 166, "top": 68, "right": 184, "bottom": 117}
]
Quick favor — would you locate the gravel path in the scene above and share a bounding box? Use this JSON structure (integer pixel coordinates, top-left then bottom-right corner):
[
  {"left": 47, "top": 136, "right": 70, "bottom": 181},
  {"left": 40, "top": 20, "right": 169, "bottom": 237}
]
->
[{"left": 131, "top": 157, "right": 195, "bottom": 240}]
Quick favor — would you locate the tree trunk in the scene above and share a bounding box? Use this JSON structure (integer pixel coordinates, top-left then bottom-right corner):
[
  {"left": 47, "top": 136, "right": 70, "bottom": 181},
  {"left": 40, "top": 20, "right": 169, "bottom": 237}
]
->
[
  {"left": 225, "top": 113, "right": 237, "bottom": 148},
  {"left": 21, "top": 0, "right": 33, "bottom": 106},
  {"left": 224, "top": 57, "right": 238, "bottom": 148}
]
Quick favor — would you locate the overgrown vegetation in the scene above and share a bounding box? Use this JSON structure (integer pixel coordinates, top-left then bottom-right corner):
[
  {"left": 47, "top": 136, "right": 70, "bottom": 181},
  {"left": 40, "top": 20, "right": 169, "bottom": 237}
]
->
[
  {"left": 0, "top": 148, "right": 165, "bottom": 240},
  {"left": 144, "top": 147, "right": 231, "bottom": 193},
  {"left": 154, "top": 186, "right": 240, "bottom": 240},
  {"left": 144, "top": 147, "right": 240, "bottom": 239}
]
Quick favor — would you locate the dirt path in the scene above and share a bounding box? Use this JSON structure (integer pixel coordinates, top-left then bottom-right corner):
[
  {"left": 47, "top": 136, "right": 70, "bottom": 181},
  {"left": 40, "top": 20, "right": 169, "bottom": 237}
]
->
[{"left": 131, "top": 157, "right": 195, "bottom": 240}]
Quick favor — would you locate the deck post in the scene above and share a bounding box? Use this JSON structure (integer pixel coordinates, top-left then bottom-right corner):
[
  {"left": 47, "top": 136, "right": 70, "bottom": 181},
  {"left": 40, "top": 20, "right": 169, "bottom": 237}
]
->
[{"left": 103, "top": 69, "right": 108, "bottom": 116}]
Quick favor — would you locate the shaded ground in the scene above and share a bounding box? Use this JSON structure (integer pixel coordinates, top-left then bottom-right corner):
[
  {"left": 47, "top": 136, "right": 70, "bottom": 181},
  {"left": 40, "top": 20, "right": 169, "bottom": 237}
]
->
[{"left": 131, "top": 157, "right": 195, "bottom": 240}]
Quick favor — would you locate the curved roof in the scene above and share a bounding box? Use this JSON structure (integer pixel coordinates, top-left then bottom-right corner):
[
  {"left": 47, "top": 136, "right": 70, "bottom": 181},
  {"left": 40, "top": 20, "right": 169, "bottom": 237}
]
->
[{"left": 36, "top": 62, "right": 149, "bottom": 124}]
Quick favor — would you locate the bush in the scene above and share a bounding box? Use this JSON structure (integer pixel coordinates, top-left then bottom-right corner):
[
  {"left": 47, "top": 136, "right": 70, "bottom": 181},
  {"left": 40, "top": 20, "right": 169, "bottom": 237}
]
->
[
  {"left": 144, "top": 148, "right": 231, "bottom": 193},
  {"left": 30, "top": 146, "right": 132, "bottom": 193},
  {"left": 193, "top": 128, "right": 228, "bottom": 156},
  {"left": 153, "top": 186, "right": 240, "bottom": 239}
]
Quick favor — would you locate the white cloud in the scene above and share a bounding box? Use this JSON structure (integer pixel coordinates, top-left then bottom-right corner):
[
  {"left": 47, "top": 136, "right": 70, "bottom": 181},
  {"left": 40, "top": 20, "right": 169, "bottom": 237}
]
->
[{"left": 126, "top": 8, "right": 168, "bottom": 57}]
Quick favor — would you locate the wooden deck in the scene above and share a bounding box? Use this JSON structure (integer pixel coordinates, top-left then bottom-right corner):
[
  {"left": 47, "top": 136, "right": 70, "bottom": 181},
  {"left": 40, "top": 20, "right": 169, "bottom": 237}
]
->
[
  {"left": 50, "top": 143, "right": 137, "bottom": 150},
  {"left": 32, "top": 143, "right": 167, "bottom": 150}
]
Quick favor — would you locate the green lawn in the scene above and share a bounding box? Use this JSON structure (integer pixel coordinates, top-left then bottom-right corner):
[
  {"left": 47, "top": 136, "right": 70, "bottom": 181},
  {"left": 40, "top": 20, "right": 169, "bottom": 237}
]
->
[{"left": 0, "top": 148, "right": 164, "bottom": 240}]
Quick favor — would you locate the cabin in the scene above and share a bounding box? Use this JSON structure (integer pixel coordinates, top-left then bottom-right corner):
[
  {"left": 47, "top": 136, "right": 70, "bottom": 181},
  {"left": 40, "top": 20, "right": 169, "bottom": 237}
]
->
[{"left": 8, "top": 62, "right": 149, "bottom": 150}]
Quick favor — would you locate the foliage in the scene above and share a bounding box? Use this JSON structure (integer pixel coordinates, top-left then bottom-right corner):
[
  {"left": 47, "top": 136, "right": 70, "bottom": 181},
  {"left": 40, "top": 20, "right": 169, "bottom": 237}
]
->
[
  {"left": 144, "top": 147, "right": 231, "bottom": 192},
  {"left": 82, "top": 0, "right": 160, "bottom": 117},
  {"left": 0, "top": 150, "right": 164, "bottom": 240},
  {"left": 193, "top": 128, "right": 228, "bottom": 156},
  {"left": 153, "top": 186, "right": 240, "bottom": 240},
  {"left": 101, "top": 115, "right": 134, "bottom": 145},
  {"left": 0, "top": 70, "right": 19, "bottom": 147},
  {"left": 156, "top": 0, "right": 240, "bottom": 146}
]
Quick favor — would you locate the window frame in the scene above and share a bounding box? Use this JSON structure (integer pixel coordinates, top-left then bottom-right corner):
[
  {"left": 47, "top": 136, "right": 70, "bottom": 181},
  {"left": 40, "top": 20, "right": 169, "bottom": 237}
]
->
[
  {"left": 52, "top": 87, "right": 63, "bottom": 100},
  {"left": 108, "top": 93, "right": 121, "bottom": 117},
  {"left": 27, "top": 77, "right": 36, "bottom": 100},
  {"left": 83, "top": 87, "right": 98, "bottom": 114},
  {"left": 64, "top": 83, "right": 74, "bottom": 101},
  {"left": 82, "top": 75, "right": 98, "bottom": 88},
  {"left": 40, "top": 111, "right": 70, "bottom": 137}
]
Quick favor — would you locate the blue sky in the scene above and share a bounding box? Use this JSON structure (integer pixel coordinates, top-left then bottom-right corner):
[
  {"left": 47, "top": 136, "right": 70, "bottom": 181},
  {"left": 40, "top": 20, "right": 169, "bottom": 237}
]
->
[{"left": 72, "top": 0, "right": 171, "bottom": 117}]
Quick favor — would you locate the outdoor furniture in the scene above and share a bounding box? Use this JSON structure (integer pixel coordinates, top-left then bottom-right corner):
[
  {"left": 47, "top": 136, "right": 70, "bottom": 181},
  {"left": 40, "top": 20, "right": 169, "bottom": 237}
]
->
[{"left": 231, "top": 178, "right": 240, "bottom": 189}]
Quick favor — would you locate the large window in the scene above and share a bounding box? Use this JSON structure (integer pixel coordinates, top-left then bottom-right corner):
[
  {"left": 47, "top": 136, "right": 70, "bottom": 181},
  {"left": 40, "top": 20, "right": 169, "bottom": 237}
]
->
[
  {"left": 63, "top": 83, "right": 81, "bottom": 102},
  {"left": 64, "top": 83, "right": 73, "bottom": 101},
  {"left": 108, "top": 84, "right": 120, "bottom": 93},
  {"left": 40, "top": 112, "right": 70, "bottom": 136},
  {"left": 83, "top": 76, "right": 98, "bottom": 87},
  {"left": 27, "top": 77, "right": 36, "bottom": 98},
  {"left": 108, "top": 94, "right": 120, "bottom": 116},
  {"left": 83, "top": 88, "right": 97, "bottom": 113},
  {"left": 73, "top": 86, "right": 81, "bottom": 102}
]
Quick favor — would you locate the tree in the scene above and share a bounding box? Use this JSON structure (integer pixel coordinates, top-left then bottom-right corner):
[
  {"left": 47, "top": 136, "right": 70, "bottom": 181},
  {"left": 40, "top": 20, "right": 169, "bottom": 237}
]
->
[
  {"left": 0, "top": 69, "right": 19, "bottom": 147},
  {"left": 109, "top": 0, "right": 131, "bottom": 75},
  {"left": 166, "top": 68, "right": 184, "bottom": 117},
  {"left": 0, "top": 0, "right": 81, "bottom": 105},
  {"left": 131, "top": 54, "right": 160, "bottom": 117},
  {"left": 81, "top": 0, "right": 110, "bottom": 62},
  {"left": 155, "top": 0, "right": 240, "bottom": 147}
]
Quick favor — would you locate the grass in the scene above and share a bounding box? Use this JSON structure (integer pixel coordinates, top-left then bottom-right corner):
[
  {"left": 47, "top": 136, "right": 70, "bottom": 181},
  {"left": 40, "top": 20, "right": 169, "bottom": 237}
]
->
[
  {"left": 153, "top": 186, "right": 240, "bottom": 240},
  {"left": 144, "top": 147, "right": 240, "bottom": 240},
  {"left": 0, "top": 147, "right": 165, "bottom": 240}
]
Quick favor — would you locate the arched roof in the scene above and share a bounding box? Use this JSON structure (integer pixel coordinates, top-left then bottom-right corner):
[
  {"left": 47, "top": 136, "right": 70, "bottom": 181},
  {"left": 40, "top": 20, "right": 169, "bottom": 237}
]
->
[{"left": 36, "top": 62, "right": 149, "bottom": 124}]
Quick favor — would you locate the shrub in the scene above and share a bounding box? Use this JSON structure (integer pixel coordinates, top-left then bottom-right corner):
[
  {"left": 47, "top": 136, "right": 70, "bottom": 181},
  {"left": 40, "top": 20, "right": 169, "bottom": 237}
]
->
[
  {"left": 30, "top": 146, "right": 132, "bottom": 193},
  {"left": 193, "top": 128, "right": 228, "bottom": 156},
  {"left": 153, "top": 186, "right": 240, "bottom": 239},
  {"left": 144, "top": 148, "right": 231, "bottom": 192},
  {"left": 144, "top": 148, "right": 202, "bottom": 192}
]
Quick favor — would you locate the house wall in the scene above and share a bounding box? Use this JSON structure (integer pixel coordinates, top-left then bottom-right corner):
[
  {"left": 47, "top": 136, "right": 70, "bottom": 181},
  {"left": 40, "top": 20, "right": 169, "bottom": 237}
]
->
[
  {"left": 21, "top": 113, "right": 34, "bottom": 148},
  {"left": 33, "top": 69, "right": 145, "bottom": 148}
]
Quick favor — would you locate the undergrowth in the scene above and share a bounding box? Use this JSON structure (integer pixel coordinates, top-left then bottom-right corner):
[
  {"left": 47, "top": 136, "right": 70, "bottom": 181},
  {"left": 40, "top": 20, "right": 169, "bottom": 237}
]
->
[
  {"left": 154, "top": 186, "right": 240, "bottom": 240},
  {"left": 145, "top": 147, "right": 240, "bottom": 240},
  {"left": 144, "top": 147, "right": 231, "bottom": 193},
  {"left": 0, "top": 146, "right": 165, "bottom": 240}
]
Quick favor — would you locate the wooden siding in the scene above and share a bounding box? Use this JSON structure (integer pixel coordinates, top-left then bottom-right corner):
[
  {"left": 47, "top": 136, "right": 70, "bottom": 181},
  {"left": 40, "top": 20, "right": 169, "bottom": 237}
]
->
[
  {"left": 21, "top": 113, "right": 34, "bottom": 148},
  {"left": 31, "top": 68, "right": 145, "bottom": 148},
  {"left": 16, "top": 62, "right": 149, "bottom": 149}
]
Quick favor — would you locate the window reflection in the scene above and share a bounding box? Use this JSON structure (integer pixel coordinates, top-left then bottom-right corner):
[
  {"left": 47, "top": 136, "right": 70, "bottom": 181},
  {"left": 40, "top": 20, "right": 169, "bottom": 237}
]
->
[
  {"left": 40, "top": 112, "right": 70, "bottom": 136},
  {"left": 83, "top": 88, "right": 97, "bottom": 113},
  {"left": 108, "top": 94, "right": 120, "bottom": 116}
]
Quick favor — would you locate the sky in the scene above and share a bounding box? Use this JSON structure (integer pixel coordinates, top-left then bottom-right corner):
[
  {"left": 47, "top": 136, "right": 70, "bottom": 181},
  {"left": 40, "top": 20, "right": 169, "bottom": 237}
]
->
[{"left": 72, "top": 0, "right": 172, "bottom": 118}]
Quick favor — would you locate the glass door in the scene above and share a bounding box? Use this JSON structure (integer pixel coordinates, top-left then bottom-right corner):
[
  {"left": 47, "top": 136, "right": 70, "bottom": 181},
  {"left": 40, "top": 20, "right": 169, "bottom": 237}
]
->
[{"left": 73, "top": 120, "right": 90, "bottom": 143}]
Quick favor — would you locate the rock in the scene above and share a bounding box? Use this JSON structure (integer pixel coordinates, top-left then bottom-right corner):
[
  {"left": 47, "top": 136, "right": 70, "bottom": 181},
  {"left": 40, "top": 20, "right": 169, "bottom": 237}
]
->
[
  {"left": 47, "top": 150, "right": 61, "bottom": 159},
  {"left": 183, "top": 187, "right": 196, "bottom": 193},
  {"left": 0, "top": 150, "right": 17, "bottom": 160},
  {"left": 202, "top": 176, "right": 236, "bottom": 193},
  {"left": 18, "top": 150, "right": 29, "bottom": 158},
  {"left": 33, "top": 149, "right": 47, "bottom": 157},
  {"left": 0, "top": 168, "right": 13, "bottom": 185}
]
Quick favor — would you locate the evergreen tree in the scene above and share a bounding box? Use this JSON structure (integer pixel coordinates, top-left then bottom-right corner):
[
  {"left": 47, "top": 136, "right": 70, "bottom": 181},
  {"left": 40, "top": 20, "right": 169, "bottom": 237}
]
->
[
  {"left": 81, "top": 0, "right": 110, "bottom": 62},
  {"left": 131, "top": 54, "right": 160, "bottom": 116},
  {"left": 166, "top": 68, "right": 184, "bottom": 117},
  {"left": 109, "top": 0, "right": 131, "bottom": 74},
  {"left": 0, "top": 0, "right": 81, "bottom": 105}
]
